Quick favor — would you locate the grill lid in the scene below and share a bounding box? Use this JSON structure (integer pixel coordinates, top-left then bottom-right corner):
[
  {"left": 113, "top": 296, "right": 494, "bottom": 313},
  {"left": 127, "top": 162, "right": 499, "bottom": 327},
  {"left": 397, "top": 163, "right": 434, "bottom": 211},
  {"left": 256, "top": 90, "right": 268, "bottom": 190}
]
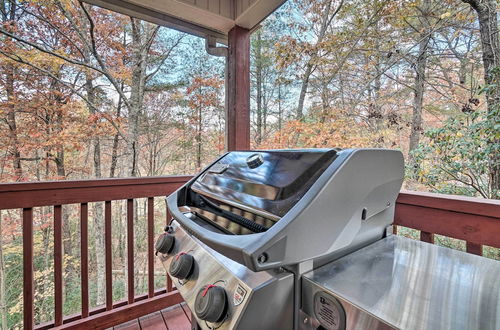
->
[{"left": 190, "top": 149, "right": 338, "bottom": 218}]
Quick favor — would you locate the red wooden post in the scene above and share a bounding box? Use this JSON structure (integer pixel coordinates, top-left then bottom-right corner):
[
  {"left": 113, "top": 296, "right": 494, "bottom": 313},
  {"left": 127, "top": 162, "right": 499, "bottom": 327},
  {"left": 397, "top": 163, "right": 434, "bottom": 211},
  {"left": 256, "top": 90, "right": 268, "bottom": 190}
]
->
[
  {"left": 80, "top": 203, "right": 89, "bottom": 318},
  {"left": 105, "top": 201, "right": 113, "bottom": 310},
  {"left": 23, "top": 208, "right": 34, "bottom": 330},
  {"left": 466, "top": 242, "right": 483, "bottom": 256},
  {"left": 147, "top": 197, "right": 154, "bottom": 298},
  {"left": 420, "top": 231, "right": 434, "bottom": 244},
  {"left": 226, "top": 25, "right": 251, "bottom": 151},
  {"left": 54, "top": 205, "right": 63, "bottom": 326},
  {"left": 127, "top": 199, "right": 134, "bottom": 304}
]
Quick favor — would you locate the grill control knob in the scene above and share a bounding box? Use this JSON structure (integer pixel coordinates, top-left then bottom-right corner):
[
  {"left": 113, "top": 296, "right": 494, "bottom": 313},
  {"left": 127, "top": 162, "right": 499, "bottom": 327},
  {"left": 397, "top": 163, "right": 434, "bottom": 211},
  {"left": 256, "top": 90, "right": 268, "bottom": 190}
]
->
[
  {"left": 246, "top": 153, "right": 264, "bottom": 169},
  {"left": 195, "top": 285, "right": 227, "bottom": 323},
  {"left": 155, "top": 233, "right": 175, "bottom": 255},
  {"left": 169, "top": 252, "right": 194, "bottom": 279}
]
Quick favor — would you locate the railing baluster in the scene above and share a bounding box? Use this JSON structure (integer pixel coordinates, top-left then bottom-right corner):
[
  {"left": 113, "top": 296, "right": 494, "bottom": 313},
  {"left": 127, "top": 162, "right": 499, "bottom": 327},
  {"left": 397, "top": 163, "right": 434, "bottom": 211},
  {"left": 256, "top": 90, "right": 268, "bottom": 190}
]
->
[
  {"left": 166, "top": 207, "right": 173, "bottom": 292},
  {"left": 105, "top": 201, "right": 113, "bottom": 311},
  {"left": 147, "top": 197, "right": 154, "bottom": 298},
  {"left": 127, "top": 199, "right": 134, "bottom": 304},
  {"left": 420, "top": 231, "right": 434, "bottom": 244},
  {"left": 23, "top": 208, "right": 34, "bottom": 330},
  {"left": 80, "top": 202, "right": 89, "bottom": 318},
  {"left": 466, "top": 242, "right": 482, "bottom": 256},
  {"left": 54, "top": 205, "right": 63, "bottom": 326}
]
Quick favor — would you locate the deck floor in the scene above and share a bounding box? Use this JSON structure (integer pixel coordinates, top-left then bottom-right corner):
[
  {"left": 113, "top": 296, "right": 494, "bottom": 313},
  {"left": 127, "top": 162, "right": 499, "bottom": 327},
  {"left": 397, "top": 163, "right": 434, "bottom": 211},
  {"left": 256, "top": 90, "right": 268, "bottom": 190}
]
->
[{"left": 113, "top": 303, "right": 192, "bottom": 330}]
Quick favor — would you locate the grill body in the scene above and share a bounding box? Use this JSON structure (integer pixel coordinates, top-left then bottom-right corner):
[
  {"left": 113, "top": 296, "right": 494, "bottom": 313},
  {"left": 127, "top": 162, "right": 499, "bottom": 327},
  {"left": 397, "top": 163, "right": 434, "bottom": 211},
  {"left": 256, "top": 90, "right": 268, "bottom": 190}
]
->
[{"left": 158, "top": 148, "right": 406, "bottom": 329}]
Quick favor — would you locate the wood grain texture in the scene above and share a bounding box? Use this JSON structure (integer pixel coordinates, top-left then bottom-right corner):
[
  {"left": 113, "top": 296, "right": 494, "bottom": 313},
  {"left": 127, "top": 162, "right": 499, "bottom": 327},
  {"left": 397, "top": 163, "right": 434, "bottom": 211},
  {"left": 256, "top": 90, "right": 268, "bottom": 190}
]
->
[
  {"left": 394, "top": 204, "right": 500, "bottom": 248},
  {"left": 23, "top": 208, "right": 34, "bottom": 330},
  {"left": 114, "top": 319, "right": 140, "bottom": 330},
  {"left": 162, "top": 304, "right": 191, "bottom": 330},
  {"left": 226, "top": 25, "right": 251, "bottom": 151},
  {"left": 397, "top": 190, "right": 500, "bottom": 219},
  {"left": 127, "top": 199, "right": 134, "bottom": 304},
  {"left": 466, "top": 242, "right": 483, "bottom": 256},
  {"left": 0, "top": 176, "right": 192, "bottom": 209},
  {"left": 105, "top": 201, "right": 113, "bottom": 311},
  {"left": 50, "top": 291, "right": 183, "bottom": 330},
  {"left": 181, "top": 303, "right": 192, "bottom": 321},
  {"left": 420, "top": 231, "right": 434, "bottom": 244},
  {"left": 35, "top": 289, "right": 179, "bottom": 330},
  {"left": 54, "top": 205, "right": 63, "bottom": 326},
  {"left": 80, "top": 203, "right": 89, "bottom": 318},
  {"left": 138, "top": 311, "right": 168, "bottom": 330},
  {"left": 147, "top": 197, "right": 155, "bottom": 298}
]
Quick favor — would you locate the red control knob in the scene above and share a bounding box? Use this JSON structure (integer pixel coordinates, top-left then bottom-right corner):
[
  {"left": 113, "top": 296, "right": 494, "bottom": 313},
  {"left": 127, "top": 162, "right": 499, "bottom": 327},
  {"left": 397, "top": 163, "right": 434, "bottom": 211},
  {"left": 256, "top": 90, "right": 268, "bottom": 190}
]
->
[{"left": 194, "top": 285, "right": 227, "bottom": 323}]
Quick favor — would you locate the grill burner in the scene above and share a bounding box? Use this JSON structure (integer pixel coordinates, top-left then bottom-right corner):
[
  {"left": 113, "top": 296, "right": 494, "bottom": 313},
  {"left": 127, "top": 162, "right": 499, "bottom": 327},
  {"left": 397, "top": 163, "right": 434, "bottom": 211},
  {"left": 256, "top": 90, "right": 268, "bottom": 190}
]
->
[{"left": 156, "top": 148, "right": 500, "bottom": 330}]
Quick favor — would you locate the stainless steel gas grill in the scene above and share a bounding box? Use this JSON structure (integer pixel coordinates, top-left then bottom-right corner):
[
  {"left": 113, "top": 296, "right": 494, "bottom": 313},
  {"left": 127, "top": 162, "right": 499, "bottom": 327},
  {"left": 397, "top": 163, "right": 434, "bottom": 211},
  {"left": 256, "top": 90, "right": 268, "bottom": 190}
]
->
[{"left": 155, "top": 148, "right": 500, "bottom": 330}]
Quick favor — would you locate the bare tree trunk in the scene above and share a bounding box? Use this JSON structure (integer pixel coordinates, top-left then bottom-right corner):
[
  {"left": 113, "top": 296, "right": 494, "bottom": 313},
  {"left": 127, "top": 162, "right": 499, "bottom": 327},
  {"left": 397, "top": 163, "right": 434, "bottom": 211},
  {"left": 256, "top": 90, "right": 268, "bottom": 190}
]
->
[
  {"left": 0, "top": 211, "right": 7, "bottom": 330},
  {"left": 255, "top": 31, "right": 263, "bottom": 144},
  {"left": 2, "top": 0, "right": 22, "bottom": 183},
  {"left": 128, "top": 19, "right": 156, "bottom": 177},
  {"left": 462, "top": 0, "right": 500, "bottom": 197},
  {"left": 296, "top": 0, "right": 342, "bottom": 119},
  {"left": 5, "top": 64, "right": 22, "bottom": 181},
  {"left": 297, "top": 63, "right": 313, "bottom": 120},
  {"left": 409, "top": 1, "right": 431, "bottom": 159},
  {"left": 320, "top": 79, "right": 329, "bottom": 123},
  {"left": 278, "top": 84, "right": 283, "bottom": 133},
  {"left": 84, "top": 72, "right": 106, "bottom": 305},
  {"left": 110, "top": 93, "right": 123, "bottom": 178},
  {"left": 372, "top": 33, "right": 383, "bottom": 131},
  {"left": 196, "top": 104, "right": 202, "bottom": 169}
]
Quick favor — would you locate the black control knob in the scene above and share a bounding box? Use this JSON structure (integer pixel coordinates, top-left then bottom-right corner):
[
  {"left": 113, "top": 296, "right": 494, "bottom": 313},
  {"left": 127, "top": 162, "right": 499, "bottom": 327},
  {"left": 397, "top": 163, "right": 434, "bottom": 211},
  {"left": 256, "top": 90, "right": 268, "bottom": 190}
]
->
[
  {"left": 169, "top": 252, "right": 194, "bottom": 279},
  {"left": 155, "top": 233, "right": 175, "bottom": 255},
  {"left": 194, "top": 285, "right": 227, "bottom": 323},
  {"left": 246, "top": 153, "right": 264, "bottom": 169}
]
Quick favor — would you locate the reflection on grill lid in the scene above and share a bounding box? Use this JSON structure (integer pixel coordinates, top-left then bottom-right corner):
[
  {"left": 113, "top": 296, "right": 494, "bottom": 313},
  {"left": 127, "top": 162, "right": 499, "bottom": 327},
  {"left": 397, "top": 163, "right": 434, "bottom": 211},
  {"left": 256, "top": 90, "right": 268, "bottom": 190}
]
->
[{"left": 190, "top": 149, "right": 338, "bottom": 218}]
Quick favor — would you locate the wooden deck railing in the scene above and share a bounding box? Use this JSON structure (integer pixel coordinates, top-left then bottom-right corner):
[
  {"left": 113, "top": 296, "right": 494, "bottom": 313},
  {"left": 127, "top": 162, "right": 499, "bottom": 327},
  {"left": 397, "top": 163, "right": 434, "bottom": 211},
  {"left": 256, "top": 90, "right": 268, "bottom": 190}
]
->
[
  {"left": 0, "top": 176, "right": 192, "bottom": 330},
  {"left": 0, "top": 177, "right": 498, "bottom": 329},
  {"left": 395, "top": 190, "right": 500, "bottom": 256}
]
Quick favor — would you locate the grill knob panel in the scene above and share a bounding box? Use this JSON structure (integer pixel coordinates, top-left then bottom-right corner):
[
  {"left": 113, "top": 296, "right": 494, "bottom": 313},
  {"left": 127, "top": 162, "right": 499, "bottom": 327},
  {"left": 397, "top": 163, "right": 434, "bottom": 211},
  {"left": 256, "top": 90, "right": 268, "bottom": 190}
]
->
[
  {"left": 169, "top": 253, "right": 194, "bottom": 279},
  {"left": 155, "top": 234, "right": 175, "bottom": 255},
  {"left": 195, "top": 285, "right": 227, "bottom": 323}
]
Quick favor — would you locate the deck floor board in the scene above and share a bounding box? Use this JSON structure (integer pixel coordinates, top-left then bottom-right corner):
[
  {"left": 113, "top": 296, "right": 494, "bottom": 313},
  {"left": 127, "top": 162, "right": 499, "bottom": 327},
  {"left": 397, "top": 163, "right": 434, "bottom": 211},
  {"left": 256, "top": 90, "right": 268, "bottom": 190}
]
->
[
  {"left": 161, "top": 304, "right": 192, "bottom": 330},
  {"left": 114, "top": 318, "right": 140, "bottom": 330},
  {"left": 180, "top": 303, "right": 192, "bottom": 321},
  {"left": 139, "top": 311, "right": 168, "bottom": 330},
  {"left": 114, "top": 303, "right": 190, "bottom": 330}
]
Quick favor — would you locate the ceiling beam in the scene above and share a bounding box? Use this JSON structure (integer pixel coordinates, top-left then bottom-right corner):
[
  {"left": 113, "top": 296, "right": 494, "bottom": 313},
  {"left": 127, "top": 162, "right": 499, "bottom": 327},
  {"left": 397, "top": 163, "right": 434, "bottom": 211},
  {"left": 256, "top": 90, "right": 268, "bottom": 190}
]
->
[{"left": 84, "top": 0, "right": 227, "bottom": 42}]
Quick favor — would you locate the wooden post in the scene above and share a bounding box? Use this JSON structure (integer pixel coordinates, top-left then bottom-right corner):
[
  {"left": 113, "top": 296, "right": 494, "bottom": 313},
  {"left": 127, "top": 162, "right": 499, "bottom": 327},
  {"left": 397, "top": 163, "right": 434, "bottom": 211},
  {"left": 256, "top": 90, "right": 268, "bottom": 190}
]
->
[
  {"left": 23, "top": 208, "right": 34, "bottom": 330},
  {"left": 226, "top": 25, "right": 251, "bottom": 151}
]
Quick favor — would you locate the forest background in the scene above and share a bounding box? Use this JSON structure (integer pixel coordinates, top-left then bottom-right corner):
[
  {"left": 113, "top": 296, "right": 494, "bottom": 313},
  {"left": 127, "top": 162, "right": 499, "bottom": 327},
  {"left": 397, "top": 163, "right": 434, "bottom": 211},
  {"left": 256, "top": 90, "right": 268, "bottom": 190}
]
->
[{"left": 0, "top": 0, "right": 498, "bottom": 328}]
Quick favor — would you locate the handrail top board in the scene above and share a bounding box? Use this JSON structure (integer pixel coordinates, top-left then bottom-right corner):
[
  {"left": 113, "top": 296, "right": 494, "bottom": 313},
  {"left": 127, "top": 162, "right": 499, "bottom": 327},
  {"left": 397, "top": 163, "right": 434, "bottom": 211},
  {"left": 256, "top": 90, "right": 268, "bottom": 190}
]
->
[{"left": 398, "top": 190, "right": 499, "bottom": 219}]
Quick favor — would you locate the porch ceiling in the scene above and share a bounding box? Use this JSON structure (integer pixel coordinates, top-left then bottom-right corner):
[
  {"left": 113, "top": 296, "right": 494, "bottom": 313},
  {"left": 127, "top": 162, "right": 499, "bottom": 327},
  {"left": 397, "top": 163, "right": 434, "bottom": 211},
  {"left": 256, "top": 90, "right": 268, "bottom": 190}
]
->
[{"left": 84, "top": 0, "right": 286, "bottom": 42}]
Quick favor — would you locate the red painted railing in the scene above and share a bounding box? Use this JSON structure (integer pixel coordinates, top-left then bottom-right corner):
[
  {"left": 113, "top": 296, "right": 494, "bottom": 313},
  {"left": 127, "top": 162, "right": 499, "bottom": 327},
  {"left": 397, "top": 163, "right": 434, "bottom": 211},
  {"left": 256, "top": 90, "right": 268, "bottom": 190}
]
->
[
  {"left": 0, "top": 177, "right": 498, "bottom": 329},
  {"left": 0, "top": 176, "right": 191, "bottom": 329},
  {"left": 395, "top": 190, "right": 500, "bottom": 256}
]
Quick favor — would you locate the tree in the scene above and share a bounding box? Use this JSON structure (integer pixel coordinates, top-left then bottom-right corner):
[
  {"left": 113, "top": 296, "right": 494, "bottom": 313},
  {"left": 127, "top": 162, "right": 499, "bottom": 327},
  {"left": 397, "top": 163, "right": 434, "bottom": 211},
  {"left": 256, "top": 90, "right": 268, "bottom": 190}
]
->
[
  {"left": 412, "top": 107, "right": 498, "bottom": 198},
  {"left": 461, "top": 0, "right": 500, "bottom": 196},
  {"left": 408, "top": 0, "right": 432, "bottom": 159},
  {"left": 186, "top": 76, "right": 224, "bottom": 170}
]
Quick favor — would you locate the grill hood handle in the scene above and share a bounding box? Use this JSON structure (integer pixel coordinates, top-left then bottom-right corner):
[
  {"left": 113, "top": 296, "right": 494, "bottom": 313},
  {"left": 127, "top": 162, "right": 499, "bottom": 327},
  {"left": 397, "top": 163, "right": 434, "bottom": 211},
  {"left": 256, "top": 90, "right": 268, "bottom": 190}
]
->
[{"left": 166, "top": 188, "right": 271, "bottom": 269}]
